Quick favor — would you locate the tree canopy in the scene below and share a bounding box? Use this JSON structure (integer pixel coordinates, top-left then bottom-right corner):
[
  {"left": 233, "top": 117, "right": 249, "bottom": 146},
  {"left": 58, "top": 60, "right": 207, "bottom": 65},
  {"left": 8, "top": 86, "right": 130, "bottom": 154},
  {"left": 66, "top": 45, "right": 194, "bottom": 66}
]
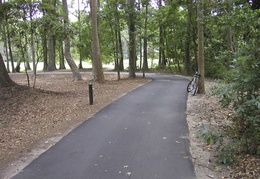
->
[{"left": 0, "top": 0, "right": 258, "bottom": 78}]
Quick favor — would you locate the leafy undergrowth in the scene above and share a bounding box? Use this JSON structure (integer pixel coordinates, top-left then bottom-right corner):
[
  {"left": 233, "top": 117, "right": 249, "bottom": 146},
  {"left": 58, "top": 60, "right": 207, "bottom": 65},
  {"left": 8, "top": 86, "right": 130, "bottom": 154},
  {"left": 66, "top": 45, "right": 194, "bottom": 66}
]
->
[{"left": 186, "top": 80, "right": 259, "bottom": 179}]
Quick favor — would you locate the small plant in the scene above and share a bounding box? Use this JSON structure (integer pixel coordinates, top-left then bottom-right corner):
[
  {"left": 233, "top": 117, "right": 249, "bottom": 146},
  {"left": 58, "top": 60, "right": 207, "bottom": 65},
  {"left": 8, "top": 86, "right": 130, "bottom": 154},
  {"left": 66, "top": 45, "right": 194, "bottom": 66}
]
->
[
  {"left": 216, "top": 144, "right": 238, "bottom": 165},
  {"left": 197, "top": 123, "right": 223, "bottom": 145}
]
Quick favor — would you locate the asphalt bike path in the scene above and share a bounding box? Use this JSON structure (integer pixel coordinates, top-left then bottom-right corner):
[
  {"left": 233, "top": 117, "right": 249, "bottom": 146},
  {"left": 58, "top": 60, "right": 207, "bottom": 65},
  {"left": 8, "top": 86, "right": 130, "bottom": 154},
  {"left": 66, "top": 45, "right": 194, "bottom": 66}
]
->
[{"left": 12, "top": 74, "right": 196, "bottom": 179}]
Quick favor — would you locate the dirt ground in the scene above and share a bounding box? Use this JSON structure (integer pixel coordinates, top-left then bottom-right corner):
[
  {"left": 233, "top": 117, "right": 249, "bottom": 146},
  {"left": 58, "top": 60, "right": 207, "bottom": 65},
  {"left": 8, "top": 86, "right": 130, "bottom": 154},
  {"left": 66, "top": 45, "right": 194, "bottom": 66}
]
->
[{"left": 0, "top": 73, "right": 259, "bottom": 179}]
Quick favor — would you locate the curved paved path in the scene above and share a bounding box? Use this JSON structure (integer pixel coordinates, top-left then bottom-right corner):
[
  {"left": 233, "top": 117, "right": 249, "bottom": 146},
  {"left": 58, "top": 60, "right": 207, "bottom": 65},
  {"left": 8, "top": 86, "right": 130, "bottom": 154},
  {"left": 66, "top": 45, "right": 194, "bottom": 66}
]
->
[{"left": 12, "top": 74, "right": 196, "bottom": 179}]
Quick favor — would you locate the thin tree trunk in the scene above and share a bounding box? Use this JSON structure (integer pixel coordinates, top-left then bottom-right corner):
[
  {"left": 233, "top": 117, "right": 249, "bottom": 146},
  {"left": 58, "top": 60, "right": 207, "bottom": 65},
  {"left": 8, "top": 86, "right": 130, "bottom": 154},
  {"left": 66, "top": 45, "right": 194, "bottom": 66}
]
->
[
  {"left": 30, "top": 2, "right": 37, "bottom": 87},
  {"left": 118, "top": 28, "right": 124, "bottom": 70},
  {"left": 42, "top": 0, "right": 48, "bottom": 71},
  {"left": 158, "top": 0, "right": 166, "bottom": 67},
  {"left": 143, "top": 3, "right": 148, "bottom": 71},
  {"left": 22, "top": 9, "right": 31, "bottom": 71},
  {"left": 6, "top": 24, "right": 15, "bottom": 72},
  {"left": 78, "top": 0, "right": 83, "bottom": 69},
  {"left": 226, "top": 0, "right": 233, "bottom": 70},
  {"left": 197, "top": 0, "right": 205, "bottom": 94},
  {"left": 185, "top": 0, "right": 192, "bottom": 75},
  {"left": 128, "top": 0, "right": 136, "bottom": 78},
  {"left": 3, "top": 29, "right": 10, "bottom": 72},
  {"left": 42, "top": 34, "right": 48, "bottom": 71},
  {"left": 59, "top": 40, "right": 66, "bottom": 69},
  {"left": 62, "top": 0, "right": 82, "bottom": 81}
]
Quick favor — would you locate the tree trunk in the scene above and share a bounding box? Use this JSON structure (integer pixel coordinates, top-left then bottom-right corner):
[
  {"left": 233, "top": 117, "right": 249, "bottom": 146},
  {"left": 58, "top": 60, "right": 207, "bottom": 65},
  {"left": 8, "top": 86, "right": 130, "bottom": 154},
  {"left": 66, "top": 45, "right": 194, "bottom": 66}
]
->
[
  {"left": 77, "top": 0, "right": 83, "bottom": 69},
  {"left": 185, "top": 0, "right": 192, "bottom": 75},
  {"left": 0, "top": 53, "right": 16, "bottom": 87},
  {"left": 30, "top": 2, "right": 37, "bottom": 87},
  {"left": 6, "top": 23, "right": 15, "bottom": 72},
  {"left": 22, "top": 9, "right": 31, "bottom": 71},
  {"left": 41, "top": 1, "right": 48, "bottom": 72},
  {"left": 2, "top": 21, "right": 10, "bottom": 72},
  {"left": 118, "top": 28, "right": 124, "bottom": 70},
  {"left": 0, "top": 4, "right": 16, "bottom": 87},
  {"left": 143, "top": 3, "right": 148, "bottom": 70},
  {"left": 47, "top": 33, "right": 56, "bottom": 71},
  {"left": 197, "top": 0, "right": 205, "bottom": 94},
  {"left": 158, "top": 0, "right": 166, "bottom": 67},
  {"left": 59, "top": 40, "right": 66, "bottom": 69},
  {"left": 42, "top": 34, "right": 48, "bottom": 71},
  {"left": 226, "top": 0, "right": 233, "bottom": 70},
  {"left": 90, "top": 0, "right": 104, "bottom": 82},
  {"left": 128, "top": 0, "right": 136, "bottom": 78},
  {"left": 46, "top": 0, "right": 57, "bottom": 71},
  {"left": 62, "top": 0, "right": 82, "bottom": 81}
]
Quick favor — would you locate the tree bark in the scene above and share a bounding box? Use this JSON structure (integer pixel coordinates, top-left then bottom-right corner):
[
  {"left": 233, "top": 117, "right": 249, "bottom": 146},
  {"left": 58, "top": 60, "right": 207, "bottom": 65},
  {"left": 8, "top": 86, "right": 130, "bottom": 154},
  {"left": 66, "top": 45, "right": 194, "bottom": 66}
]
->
[
  {"left": 42, "top": 0, "right": 48, "bottom": 71},
  {"left": 90, "top": 0, "right": 104, "bottom": 82},
  {"left": 0, "top": 1, "right": 16, "bottom": 87},
  {"left": 0, "top": 53, "right": 16, "bottom": 87},
  {"left": 143, "top": 2, "right": 148, "bottom": 70},
  {"left": 128, "top": 0, "right": 136, "bottom": 78},
  {"left": 226, "top": 0, "right": 233, "bottom": 70},
  {"left": 118, "top": 28, "right": 124, "bottom": 70},
  {"left": 77, "top": 0, "right": 83, "bottom": 69},
  {"left": 59, "top": 40, "right": 66, "bottom": 69},
  {"left": 47, "top": 0, "right": 57, "bottom": 71},
  {"left": 42, "top": 34, "right": 48, "bottom": 71},
  {"left": 47, "top": 33, "right": 56, "bottom": 71},
  {"left": 30, "top": 1, "right": 37, "bottom": 87},
  {"left": 62, "top": 0, "right": 82, "bottom": 81},
  {"left": 158, "top": 0, "right": 166, "bottom": 67},
  {"left": 197, "top": 0, "right": 205, "bottom": 94},
  {"left": 185, "top": 0, "right": 192, "bottom": 75},
  {"left": 6, "top": 23, "right": 15, "bottom": 72}
]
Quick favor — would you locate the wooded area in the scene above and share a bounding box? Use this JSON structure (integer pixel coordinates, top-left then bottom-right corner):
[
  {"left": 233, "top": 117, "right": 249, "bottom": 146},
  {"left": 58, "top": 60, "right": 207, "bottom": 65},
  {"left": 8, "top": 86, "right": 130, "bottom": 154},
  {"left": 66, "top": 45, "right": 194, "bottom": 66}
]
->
[
  {"left": 0, "top": 0, "right": 258, "bottom": 83},
  {"left": 0, "top": 0, "right": 259, "bottom": 171}
]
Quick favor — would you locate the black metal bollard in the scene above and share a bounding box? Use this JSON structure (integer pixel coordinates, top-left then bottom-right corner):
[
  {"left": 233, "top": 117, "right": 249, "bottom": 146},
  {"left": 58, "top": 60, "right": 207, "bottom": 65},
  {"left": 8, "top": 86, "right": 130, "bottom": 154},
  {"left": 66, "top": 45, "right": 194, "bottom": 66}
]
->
[{"left": 89, "top": 83, "right": 93, "bottom": 105}]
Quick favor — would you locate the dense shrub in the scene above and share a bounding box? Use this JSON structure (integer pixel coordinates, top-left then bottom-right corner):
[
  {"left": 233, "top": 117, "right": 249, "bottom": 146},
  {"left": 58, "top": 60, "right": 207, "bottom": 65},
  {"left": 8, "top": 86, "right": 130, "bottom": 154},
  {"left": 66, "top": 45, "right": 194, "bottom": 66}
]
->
[{"left": 215, "top": 46, "right": 260, "bottom": 156}]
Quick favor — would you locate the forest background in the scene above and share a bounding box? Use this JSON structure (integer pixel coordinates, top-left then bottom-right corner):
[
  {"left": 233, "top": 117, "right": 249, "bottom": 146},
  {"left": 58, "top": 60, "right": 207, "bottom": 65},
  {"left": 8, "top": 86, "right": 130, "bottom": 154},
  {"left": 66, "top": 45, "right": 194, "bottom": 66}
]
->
[{"left": 0, "top": 0, "right": 259, "bottom": 178}]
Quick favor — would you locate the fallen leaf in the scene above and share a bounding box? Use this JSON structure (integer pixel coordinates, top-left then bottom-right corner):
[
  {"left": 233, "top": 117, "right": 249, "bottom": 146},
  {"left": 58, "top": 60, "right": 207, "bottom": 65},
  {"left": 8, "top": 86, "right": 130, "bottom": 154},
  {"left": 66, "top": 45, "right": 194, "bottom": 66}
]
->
[
  {"left": 207, "top": 174, "right": 214, "bottom": 178},
  {"left": 182, "top": 156, "right": 189, "bottom": 159},
  {"left": 126, "top": 172, "right": 131, "bottom": 176}
]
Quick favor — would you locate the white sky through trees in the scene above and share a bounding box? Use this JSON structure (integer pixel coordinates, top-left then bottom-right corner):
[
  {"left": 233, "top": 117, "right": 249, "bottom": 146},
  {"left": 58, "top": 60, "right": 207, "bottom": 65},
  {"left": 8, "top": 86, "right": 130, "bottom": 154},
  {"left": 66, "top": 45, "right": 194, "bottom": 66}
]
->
[{"left": 68, "top": 0, "right": 159, "bottom": 22}]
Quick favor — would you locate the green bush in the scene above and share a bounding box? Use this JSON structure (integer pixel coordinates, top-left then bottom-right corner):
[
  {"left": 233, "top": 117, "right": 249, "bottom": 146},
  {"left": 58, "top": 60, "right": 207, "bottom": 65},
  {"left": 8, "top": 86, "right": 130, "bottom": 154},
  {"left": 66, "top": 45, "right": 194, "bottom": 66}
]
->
[
  {"left": 214, "top": 46, "right": 260, "bottom": 156},
  {"left": 197, "top": 123, "right": 223, "bottom": 145},
  {"left": 216, "top": 143, "right": 238, "bottom": 166},
  {"left": 205, "top": 60, "right": 227, "bottom": 79}
]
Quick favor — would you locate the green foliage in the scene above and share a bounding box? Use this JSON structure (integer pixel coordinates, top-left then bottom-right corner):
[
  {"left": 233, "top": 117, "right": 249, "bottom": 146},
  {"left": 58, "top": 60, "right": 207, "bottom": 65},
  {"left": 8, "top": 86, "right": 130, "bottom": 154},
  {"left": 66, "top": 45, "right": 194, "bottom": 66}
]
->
[
  {"left": 101, "top": 54, "right": 114, "bottom": 65},
  {"left": 204, "top": 59, "right": 227, "bottom": 79},
  {"left": 214, "top": 46, "right": 260, "bottom": 156},
  {"left": 216, "top": 143, "right": 238, "bottom": 165},
  {"left": 197, "top": 123, "right": 223, "bottom": 145}
]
